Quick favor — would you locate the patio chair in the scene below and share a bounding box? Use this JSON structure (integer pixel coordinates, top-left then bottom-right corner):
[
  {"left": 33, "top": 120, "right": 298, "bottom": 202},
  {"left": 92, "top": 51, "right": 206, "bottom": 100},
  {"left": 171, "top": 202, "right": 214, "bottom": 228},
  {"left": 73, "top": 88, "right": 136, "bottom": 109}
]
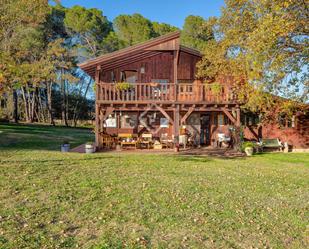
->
[
  {"left": 160, "top": 133, "right": 174, "bottom": 149},
  {"left": 139, "top": 133, "right": 153, "bottom": 149}
]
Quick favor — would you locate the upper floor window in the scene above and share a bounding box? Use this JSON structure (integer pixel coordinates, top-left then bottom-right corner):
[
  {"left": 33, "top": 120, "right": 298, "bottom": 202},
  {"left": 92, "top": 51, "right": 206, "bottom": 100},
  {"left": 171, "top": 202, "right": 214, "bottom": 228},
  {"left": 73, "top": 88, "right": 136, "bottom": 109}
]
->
[
  {"left": 121, "top": 70, "right": 138, "bottom": 83},
  {"left": 111, "top": 71, "right": 115, "bottom": 82},
  {"left": 278, "top": 114, "right": 296, "bottom": 128}
]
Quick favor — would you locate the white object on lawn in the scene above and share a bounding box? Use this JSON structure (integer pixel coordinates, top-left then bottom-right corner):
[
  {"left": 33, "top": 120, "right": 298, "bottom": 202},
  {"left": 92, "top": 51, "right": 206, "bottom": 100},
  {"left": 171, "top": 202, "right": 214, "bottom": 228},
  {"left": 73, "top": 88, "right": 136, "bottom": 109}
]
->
[
  {"left": 85, "top": 144, "right": 95, "bottom": 154},
  {"left": 61, "top": 144, "right": 70, "bottom": 153}
]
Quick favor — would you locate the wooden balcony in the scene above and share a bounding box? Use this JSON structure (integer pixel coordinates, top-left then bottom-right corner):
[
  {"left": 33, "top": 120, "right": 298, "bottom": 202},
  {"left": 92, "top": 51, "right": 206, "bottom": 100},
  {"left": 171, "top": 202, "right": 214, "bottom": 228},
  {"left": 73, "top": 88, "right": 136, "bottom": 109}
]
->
[{"left": 97, "top": 82, "right": 237, "bottom": 104}]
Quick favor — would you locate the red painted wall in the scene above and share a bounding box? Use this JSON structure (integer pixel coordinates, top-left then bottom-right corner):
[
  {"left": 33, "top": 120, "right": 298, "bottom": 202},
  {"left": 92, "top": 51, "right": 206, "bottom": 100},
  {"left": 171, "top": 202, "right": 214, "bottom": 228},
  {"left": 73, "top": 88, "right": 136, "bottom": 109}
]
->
[{"left": 244, "top": 114, "right": 309, "bottom": 148}]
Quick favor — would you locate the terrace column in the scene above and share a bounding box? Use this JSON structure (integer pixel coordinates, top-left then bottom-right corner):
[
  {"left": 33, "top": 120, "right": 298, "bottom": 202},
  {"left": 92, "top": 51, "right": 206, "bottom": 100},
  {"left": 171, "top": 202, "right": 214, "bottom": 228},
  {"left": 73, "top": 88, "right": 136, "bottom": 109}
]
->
[
  {"left": 174, "top": 105, "right": 180, "bottom": 148},
  {"left": 236, "top": 107, "right": 241, "bottom": 127},
  {"left": 173, "top": 49, "right": 180, "bottom": 101},
  {"left": 173, "top": 48, "right": 180, "bottom": 148},
  {"left": 95, "top": 65, "right": 101, "bottom": 149}
]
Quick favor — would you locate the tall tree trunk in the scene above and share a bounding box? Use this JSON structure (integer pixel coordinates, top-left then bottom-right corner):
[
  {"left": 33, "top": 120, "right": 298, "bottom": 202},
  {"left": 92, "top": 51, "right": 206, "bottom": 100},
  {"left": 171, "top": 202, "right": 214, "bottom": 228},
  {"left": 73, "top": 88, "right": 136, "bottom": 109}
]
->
[
  {"left": 21, "top": 87, "right": 30, "bottom": 122},
  {"left": 66, "top": 79, "right": 69, "bottom": 125},
  {"left": 37, "top": 89, "right": 43, "bottom": 122},
  {"left": 61, "top": 70, "right": 68, "bottom": 126},
  {"left": 28, "top": 87, "right": 36, "bottom": 123},
  {"left": 46, "top": 81, "right": 55, "bottom": 126},
  {"left": 13, "top": 89, "right": 18, "bottom": 123},
  {"left": 37, "top": 88, "right": 46, "bottom": 123}
]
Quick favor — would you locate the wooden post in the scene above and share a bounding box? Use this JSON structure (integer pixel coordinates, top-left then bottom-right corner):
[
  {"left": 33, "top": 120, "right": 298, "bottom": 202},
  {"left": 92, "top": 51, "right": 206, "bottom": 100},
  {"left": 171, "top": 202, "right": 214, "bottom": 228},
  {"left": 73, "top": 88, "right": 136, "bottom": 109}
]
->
[
  {"left": 174, "top": 50, "right": 179, "bottom": 101},
  {"left": 236, "top": 107, "right": 241, "bottom": 127},
  {"left": 174, "top": 105, "right": 180, "bottom": 149},
  {"left": 95, "top": 65, "right": 101, "bottom": 149}
]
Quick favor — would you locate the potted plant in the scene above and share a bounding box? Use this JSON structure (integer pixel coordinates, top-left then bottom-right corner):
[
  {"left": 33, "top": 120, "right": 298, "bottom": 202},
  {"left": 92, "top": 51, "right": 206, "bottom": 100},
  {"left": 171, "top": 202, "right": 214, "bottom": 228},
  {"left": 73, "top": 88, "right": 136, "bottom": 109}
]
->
[
  {"left": 115, "top": 82, "right": 133, "bottom": 91},
  {"left": 85, "top": 142, "right": 95, "bottom": 154},
  {"left": 241, "top": 141, "right": 254, "bottom": 156},
  {"left": 61, "top": 140, "right": 70, "bottom": 152}
]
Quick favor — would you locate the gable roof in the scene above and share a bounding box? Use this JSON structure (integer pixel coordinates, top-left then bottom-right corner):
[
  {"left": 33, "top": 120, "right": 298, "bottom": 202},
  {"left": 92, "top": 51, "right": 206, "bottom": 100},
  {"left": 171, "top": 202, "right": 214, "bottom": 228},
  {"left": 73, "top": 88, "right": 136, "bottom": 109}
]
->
[{"left": 78, "top": 31, "right": 202, "bottom": 78}]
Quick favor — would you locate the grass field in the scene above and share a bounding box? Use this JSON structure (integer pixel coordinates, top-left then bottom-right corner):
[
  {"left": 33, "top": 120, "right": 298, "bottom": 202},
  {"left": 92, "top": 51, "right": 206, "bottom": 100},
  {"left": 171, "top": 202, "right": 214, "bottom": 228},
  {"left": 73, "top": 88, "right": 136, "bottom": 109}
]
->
[{"left": 0, "top": 123, "right": 308, "bottom": 249}]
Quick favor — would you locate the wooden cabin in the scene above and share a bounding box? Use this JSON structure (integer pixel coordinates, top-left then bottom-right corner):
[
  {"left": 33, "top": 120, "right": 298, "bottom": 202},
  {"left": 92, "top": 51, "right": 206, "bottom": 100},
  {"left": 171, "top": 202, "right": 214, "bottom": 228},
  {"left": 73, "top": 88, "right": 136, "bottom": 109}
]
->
[{"left": 79, "top": 31, "right": 309, "bottom": 151}]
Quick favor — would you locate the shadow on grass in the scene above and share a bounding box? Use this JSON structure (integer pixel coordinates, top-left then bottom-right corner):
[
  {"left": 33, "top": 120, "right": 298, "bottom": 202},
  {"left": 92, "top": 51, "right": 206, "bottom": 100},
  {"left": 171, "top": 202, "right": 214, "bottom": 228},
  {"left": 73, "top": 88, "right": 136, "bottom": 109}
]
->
[
  {"left": 2, "top": 156, "right": 115, "bottom": 164},
  {"left": 0, "top": 122, "right": 94, "bottom": 152},
  {"left": 177, "top": 154, "right": 246, "bottom": 162},
  {"left": 175, "top": 155, "right": 214, "bottom": 163}
]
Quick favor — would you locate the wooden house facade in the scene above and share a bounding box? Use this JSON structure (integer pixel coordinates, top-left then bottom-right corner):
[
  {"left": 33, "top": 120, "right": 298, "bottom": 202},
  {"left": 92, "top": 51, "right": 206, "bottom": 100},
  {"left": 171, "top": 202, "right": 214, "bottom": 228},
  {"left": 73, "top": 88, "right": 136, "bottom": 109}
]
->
[{"left": 79, "top": 31, "right": 309, "bottom": 151}]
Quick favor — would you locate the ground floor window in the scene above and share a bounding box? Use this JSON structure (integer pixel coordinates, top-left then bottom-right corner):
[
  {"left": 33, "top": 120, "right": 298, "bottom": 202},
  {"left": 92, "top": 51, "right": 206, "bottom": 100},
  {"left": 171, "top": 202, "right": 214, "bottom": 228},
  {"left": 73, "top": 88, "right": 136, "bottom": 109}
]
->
[
  {"left": 279, "top": 114, "right": 296, "bottom": 128},
  {"left": 160, "top": 118, "right": 169, "bottom": 128},
  {"left": 241, "top": 113, "right": 260, "bottom": 126},
  {"left": 105, "top": 116, "right": 117, "bottom": 128},
  {"left": 218, "top": 114, "right": 224, "bottom": 126},
  {"left": 120, "top": 113, "right": 138, "bottom": 128}
]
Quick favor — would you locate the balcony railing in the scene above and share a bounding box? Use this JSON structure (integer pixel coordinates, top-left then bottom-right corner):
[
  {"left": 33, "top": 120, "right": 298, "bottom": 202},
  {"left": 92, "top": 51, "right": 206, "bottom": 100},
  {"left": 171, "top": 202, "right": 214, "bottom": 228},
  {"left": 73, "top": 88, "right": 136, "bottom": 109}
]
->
[{"left": 97, "top": 82, "right": 237, "bottom": 104}]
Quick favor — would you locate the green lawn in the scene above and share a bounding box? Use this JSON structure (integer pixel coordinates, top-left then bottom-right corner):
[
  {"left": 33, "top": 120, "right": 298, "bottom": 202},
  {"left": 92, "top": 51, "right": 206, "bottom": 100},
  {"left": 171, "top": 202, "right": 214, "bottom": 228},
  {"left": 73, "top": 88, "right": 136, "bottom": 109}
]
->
[{"left": 0, "top": 124, "right": 308, "bottom": 249}]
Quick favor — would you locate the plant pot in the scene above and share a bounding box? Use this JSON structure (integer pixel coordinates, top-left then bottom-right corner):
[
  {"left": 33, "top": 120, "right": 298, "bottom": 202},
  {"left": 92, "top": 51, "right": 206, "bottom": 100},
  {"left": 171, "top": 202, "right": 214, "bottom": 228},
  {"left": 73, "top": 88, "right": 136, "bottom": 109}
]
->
[
  {"left": 174, "top": 145, "right": 179, "bottom": 152},
  {"left": 85, "top": 144, "right": 95, "bottom": 154},
  {"left": 244, "top": 147, "right": 253, "bottom": 156},
  {"left": 284, "top": 142, "right": 289, "bottom": 153},
  {"left": 61, "top": 144, "right": 70, "bottom": 152},
  {"left": 150, "top": 82, "right": 158, "bottom": 87}
]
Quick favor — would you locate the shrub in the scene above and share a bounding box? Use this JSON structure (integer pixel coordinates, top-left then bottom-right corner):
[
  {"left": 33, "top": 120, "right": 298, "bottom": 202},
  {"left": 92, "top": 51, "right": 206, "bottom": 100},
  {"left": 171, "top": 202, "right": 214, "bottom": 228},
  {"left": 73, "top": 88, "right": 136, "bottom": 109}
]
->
[
  {"left": 241, "top": 141, "right": 254, "bottom": 152},
  {"left": 115, "top": 82, "right": 133, "bottom": 91}
]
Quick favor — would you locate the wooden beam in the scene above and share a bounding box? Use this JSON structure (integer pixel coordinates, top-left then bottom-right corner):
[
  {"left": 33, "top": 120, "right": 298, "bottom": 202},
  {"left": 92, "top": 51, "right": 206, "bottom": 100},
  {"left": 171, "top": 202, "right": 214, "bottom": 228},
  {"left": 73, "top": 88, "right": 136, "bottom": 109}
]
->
[
  {"left": 236, "top": 107, "right": 241, "bottom": 127},
  {"left": 174, "top": 105, "right": 180, "bottom": 145},
  {"left": 173, "top": 50, "right": 179, "bottom": 101},
  {"left": 95, "top": 65, "right": 101, "bottom": 148},
  {"left": 138, "top": 105, "right": 155, "bottom": 134},
  {"left": 181, "top": 106, "right": 195, "bottom": 125},
  {"left": 222, "top": 108, "right": 237, "bottom": 124},
  {"left": 102, "top": 107, "right": 115, "bottom": 122},
  {"left": 247, "top": 126, "right": 259, "bottom": 140},
  {"left": 176, "top": 48, "right": 180, "bottom": 65},
  {"left": 154, "top": 104, "right": 174, "bottom": 124}
]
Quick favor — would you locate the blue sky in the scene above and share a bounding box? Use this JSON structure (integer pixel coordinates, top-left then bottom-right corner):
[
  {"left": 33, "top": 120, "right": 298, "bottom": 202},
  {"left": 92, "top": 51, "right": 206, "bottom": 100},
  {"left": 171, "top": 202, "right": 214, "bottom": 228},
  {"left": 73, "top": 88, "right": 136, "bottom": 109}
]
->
[{"left": 60, "top": 0, "right": 225, "bottom": 28}]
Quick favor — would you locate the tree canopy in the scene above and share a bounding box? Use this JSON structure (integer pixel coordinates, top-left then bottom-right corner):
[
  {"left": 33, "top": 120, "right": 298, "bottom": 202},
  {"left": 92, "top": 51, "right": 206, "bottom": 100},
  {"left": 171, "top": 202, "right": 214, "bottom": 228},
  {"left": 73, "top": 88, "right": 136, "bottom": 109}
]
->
[
  {"left": 197, "top": 0, "right": 309, "bottom": 115},
  {"left": 181, "top": 15, "right": 215, "bottom": 51},
  {"left": 113, "top": 14, "right": 179, "bottom": 46},
  {"left": 64, "top": 5, "right": 112, "bottom": 57}
]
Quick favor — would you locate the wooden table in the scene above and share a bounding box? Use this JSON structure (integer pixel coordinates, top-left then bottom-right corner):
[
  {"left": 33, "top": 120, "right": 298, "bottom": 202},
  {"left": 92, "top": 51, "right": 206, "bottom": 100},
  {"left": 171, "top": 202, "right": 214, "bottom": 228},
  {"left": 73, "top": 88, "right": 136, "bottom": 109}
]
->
[
  {"left": 121, "top": 141, "right": 138, "bottom": 149},
  {"left": 139, "top": 141, "right": 152, "bottom": 149}
]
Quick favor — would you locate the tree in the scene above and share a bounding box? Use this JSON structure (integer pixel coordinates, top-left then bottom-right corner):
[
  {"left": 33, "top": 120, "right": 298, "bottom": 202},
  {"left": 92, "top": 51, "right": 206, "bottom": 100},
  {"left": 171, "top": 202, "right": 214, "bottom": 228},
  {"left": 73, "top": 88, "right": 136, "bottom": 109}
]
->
[
  {"left": 152, "top": 22, "right": 179, "bottom": 37},
  {"left": 181, "top": 15, "right": 215, "bottom": 51},
  {"left": 101, "top": 31, "right": 126, "bottom": 53},
  {"left": 0, "top": 0, "right": 51, "bottom": 51},
  {"left": 113, "top": 14, "right": 154, "bottom": 46},
  {"left": 0, "top": 0, "right": 51, "bottom": 123},
  {"left": 197, "top": 0, "right": 308, "bottom": 117},
  {"left": 64, "top": 5, "right": 112, "bottom": 58},
  {"left": 0, "top": 2, "right": 100, "bottom": 125}
]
